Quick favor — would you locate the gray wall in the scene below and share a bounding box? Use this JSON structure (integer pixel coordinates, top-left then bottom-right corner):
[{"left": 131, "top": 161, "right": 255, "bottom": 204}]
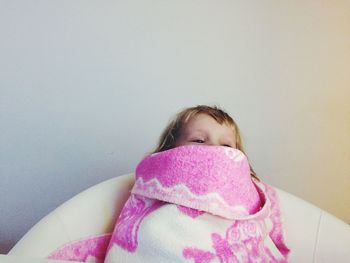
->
[{"left": 1, "top": 0, "right": 349, "bottom": 254}]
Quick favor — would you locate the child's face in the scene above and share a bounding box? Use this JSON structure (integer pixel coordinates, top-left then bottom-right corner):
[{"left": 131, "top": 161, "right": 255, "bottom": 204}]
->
[{"left": 175, "top": 113, "right": 236, "bottom": 148}]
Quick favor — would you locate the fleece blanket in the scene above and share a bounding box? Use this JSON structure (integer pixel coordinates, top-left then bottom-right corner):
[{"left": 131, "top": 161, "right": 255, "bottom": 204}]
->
[
  {"left": 48, "top": 145, "right": 289, "bottom": 262},
  {"left": 105, "top": 145, "right": 290, "bottom": 262}
]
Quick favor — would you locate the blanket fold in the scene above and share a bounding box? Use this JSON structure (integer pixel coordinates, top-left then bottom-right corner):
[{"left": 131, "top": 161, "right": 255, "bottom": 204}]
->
[
  {"left": 105, "top": 145, "right": 290, "bottom": 263},
  {"left": 132, "top": 145, "right": 263, "bottom": 219}
]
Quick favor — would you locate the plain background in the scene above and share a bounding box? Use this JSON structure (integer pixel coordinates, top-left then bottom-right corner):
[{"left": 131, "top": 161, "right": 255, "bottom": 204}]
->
[{"left": 1, "top": 0, "right": 349, "bottom": 254}]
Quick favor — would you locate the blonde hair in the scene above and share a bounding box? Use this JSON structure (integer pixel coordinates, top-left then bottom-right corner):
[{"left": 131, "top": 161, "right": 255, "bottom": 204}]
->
[{"left": 152, "top": 105, "right": 259, "bottom": 180}]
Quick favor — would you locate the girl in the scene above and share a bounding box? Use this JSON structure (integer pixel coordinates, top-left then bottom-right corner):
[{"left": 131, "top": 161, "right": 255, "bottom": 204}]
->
[
  {"left": 105, "top": 105, "right": 290, "bottom": 263},
  {"left": 152, "top": 105, "right": 258, "bottom": 180}
]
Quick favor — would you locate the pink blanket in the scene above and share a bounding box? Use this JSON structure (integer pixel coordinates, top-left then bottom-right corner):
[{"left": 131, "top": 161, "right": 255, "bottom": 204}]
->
[{"left": 49, "top": 145, "right": 290, "bottom": 262}]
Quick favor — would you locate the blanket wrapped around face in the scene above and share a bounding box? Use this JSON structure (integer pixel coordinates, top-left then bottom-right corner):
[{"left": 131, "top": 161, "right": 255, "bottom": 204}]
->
[{"left": 105, "top": 145, "right": 290, "bottom": 263}]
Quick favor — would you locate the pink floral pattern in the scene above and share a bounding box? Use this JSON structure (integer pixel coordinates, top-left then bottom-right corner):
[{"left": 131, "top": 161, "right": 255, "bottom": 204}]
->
[
  {"left": 105, "top": 145, "right": 289, "bottom": 262},
  {"left": 183, "top": 248, "right": 215, "bottom": 263},
  {"left": 46, "top": 147, "right": 290, "bottom": 262},
  {"left": 108, "top": 194, "right": 163, "bottom": 252},
  {"left": 47, "top": 234, "right": 111, "bottom": 262},
  {"left": 183, "top": 218, "right": 287, "bottom": 263},
  {"left": 177, "top": 205, "right": 205, "bottom": 218},
  {"left": 263, "top": 182, "right": 290, "bottom": 257}
]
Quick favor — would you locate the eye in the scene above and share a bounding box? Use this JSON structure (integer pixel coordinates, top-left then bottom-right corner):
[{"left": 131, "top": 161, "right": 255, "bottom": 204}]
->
[
  {"left": 192, "top": 139, "right": 205, "bottom": 143},
  {"left": 222, "top": 144, "right": 232, "bottom": 148}
]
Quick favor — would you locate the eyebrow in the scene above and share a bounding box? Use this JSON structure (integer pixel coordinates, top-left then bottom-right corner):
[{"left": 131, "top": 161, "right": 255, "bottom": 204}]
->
[
  {"left": 190, "top": 129, "right": 206, "bottom": 134},
  {"left": 185, "top": 129, "right": 207, "bottom": 136}
]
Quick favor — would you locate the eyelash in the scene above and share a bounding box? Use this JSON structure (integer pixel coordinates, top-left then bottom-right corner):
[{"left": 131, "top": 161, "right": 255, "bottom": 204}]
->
[{"left": 191, "top": 139, "right": 232, "bottom": 148}]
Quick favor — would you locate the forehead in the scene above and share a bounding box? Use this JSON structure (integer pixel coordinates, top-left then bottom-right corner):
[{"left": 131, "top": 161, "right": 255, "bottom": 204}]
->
[{"left": 182, "top": 113, "right": 235, "bottom": 134}]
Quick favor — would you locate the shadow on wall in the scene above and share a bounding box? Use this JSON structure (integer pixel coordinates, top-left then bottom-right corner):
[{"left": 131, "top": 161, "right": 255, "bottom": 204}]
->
[{"left": 0, "top": 240, "right": 15, "bottom": 254}]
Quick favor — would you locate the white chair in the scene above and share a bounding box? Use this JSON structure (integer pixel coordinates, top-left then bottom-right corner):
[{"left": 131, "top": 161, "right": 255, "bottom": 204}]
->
[{"left": 8, "top": 174, "right": 350, "bottom": 262}]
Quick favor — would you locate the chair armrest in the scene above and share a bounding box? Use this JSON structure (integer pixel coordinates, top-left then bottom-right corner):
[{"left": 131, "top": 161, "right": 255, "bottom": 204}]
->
[{"left": 9, "top": 174, "right": 134, "bottom": 257}]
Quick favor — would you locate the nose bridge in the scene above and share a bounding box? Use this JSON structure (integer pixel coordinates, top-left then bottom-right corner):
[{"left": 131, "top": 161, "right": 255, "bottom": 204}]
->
[{"left": 206, "top": 137, "right": 219, "bottom": 146}]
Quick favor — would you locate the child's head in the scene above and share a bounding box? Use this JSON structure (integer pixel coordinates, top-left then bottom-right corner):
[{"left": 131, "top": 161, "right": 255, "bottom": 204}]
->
[{"left": 152, "top": 105, "right": 258, "bottom": 180}]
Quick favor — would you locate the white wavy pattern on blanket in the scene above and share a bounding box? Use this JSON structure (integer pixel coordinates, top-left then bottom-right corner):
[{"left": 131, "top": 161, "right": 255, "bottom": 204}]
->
[{"left": 132, "top": 177, "right": 250, "bottom": 219}]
